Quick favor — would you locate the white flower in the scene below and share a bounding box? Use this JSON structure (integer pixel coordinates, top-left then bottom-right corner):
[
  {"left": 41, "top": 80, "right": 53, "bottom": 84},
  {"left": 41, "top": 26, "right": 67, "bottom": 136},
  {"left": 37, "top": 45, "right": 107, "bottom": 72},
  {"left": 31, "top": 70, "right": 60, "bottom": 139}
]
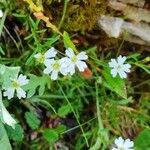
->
[
  {"left": 112, "top": 137, "right": 134, "bottom": 150},
  {"left": 3, "top": 74, "right": 29, "bottom": 99},
  {"left": 61, "top": 48, "right": 88, "bottom": 75},
  {"left": 0, "top": 10, "right": 3, "bottom": 18},
  {"left": 34, "top": 47, "right": 57, "bottom": 64},
  {"left": 0, "top": 90, "right": 16, "bottom": 129},
  {"left": 109, "top": 55, "right": 131, "bottom": 79},
  {"left": 44, "top": 59, "right": 68, "bottom": 80}
]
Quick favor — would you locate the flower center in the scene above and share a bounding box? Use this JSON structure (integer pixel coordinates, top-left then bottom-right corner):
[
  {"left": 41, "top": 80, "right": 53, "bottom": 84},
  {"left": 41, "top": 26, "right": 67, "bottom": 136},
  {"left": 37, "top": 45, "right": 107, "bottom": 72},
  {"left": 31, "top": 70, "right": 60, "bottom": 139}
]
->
[
  {"left": 12, "top": 80, "right": 20, "bottom": 89},
  {"left": 52, "top": 62, "right": 60, "bottom": 70},
  {"left": 37, "top": 54, "right": 45, "bottom": 63},
  {"left": 71, "top": 56, "right": 77, "bottom": 63},
  {"left": 117, "top": 65, "right": 122, "bottom": 70}
]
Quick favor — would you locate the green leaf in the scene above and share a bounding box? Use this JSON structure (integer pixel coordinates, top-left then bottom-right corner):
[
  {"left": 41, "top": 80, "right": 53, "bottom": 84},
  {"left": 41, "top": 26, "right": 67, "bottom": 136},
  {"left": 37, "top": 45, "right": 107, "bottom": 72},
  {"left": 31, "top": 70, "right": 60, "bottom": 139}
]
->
[
  {"left": 135, "top": 129, "right": 150, "bottom": 150},
  {"left": 102, "top": 67, "right": 127, "bottom": 99},
  {"left": 0, "top": 65, "right": 20, "bottom": 89},
  {"left": 25, "top": 112, "right": 40, "bottom": 130},
  {"left": 54, "top": 125, "right": 66, "bottom": 134},
  {"left": 43, "top": 129, "right": 59, "bottom": 144},
  {"left": 24, "top": 74, "right": 51, "bottom": 98},
  {"left": 0, "top": 120, "right": 12, "bottom": 150},
  {"left": 63, "top": 31, "right": 77, "bottom": 53},
  {"left": 58, "top": 104, "right": 72, "bottom": 117},
  {"left": 5, "top": 124, "right": 24, "bottom": 142}
]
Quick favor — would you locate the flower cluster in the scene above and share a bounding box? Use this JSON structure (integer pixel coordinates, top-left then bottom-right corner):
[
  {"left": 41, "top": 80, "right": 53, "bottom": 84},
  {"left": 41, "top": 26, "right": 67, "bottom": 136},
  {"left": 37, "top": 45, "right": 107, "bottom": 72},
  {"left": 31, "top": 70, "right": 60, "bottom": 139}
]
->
[
  {"left": 109, "top": 55, "right": 131, "bottom": 79},
  {"left": 112, "top": 136, "right": 134, "bottom": 150},
  {"left": 34, "top": 47, "right": 88, "bottom": 80}
]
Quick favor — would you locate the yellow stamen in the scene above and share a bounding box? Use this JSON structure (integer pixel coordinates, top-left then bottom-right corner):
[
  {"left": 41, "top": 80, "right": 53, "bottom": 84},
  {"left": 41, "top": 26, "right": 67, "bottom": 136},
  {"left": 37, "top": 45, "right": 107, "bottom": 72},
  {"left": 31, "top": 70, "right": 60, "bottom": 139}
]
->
[
  {"left": 12, "top": 80, "right": 20, "bottom": 89},
  {"left": 71, "top": 56, "right": 77, "bottom": 63}
]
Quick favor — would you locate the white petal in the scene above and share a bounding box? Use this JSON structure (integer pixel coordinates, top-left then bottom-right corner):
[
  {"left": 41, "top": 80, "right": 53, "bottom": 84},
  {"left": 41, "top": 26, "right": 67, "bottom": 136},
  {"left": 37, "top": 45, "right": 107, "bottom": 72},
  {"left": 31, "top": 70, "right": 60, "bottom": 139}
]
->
[
  {"left": 77, "top": 52, "right": 88, "bottom": 60},
  {"left": 111, "top": 148, "right": 118, "bottom": 150},
  {"left": 118, "top": 70, "right": 127, "bottom": 79},
  {"left": 60, "top": 57, "right": 71, "bottom": 68},
  {"left": 43, "top": 66, "right": 53, "bottom": 74},
  {"left": 34, "top": 53, "right": 42, "bottom": 59},
  {"left": 67, "top": 63, "right": 76, "bottom": 75},
  {"left": 0, "top": 103, "right": 16, "bottom": 129},
  {"left": 44, "top": 59, "right": 55, "bottom": 66},
  {"left": 76, "top": 61, "right": 87, "bottom": 72},
  {"left": 124, "top": 139, "right": 134, "bottom": 148},
  {"left": 3, "top": 88, "right": 15, "bottom": 100},
  {"left": 17, "top": 74, "right": 29, "bottom": 86},
  {"left": 122, "top": 64, "right": 131, "bottom": 73},
  {"left": 16, "top": 88, "right": 26, "bottom": 99},
  {"left": 65, "top": 48, "right": 75, "bottom": 58},
  {"left": 0, "top": 10, "right": 3, "bottom": 18},
  {"left": 60, "top": 67, "right": 69, "bottom": 75},
  {"left": 117, "top": 55, "right": 126, "bottom": 65},
  {"left": 111, "top": 69, "right": 118, "bottom": 77},
  {"left": 51, "top": 70, "right": 58, "bottom": 80},
  {"left": 114, "top": 137, "right": 124, "bottom": 148},
  {"left": 44, "top": 47, "right": 57, "bottom": 58},
  {"left": 109, "top": 59, "right": 118, "bottom": 68}
]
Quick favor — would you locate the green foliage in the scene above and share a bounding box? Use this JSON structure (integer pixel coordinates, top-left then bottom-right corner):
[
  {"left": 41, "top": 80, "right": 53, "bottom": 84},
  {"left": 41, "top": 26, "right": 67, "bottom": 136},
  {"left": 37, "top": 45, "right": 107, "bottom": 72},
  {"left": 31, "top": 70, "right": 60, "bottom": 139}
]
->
[
  {"left": 63, "top": 31, "right": 77, "bottom": 52},
  {"left": 6, "top": 124, "right": 24, "bottom": 142},
  {"left": 0, "top": 121, "right": 12, "bottom": 150},
  {"left": 135, "top": 129, "right": 150, "bottom": 150},
  {"left": 103, "top": 67, "right": 127, "bottom": 99},
  {"left": 43, "top": 125, "right": 66, "bottom": 144},
  {"left": 24, "top": 74, "right": 51, "bottom": 98},
  {"left": 58, "top": 104, "right": 72, "bottom": 117},
  {"left": 0, "top": 65, "right": 20, "bottom": 89},
  {"left": 25, "top": 112, "right": 41, "bottom": 130},
  {"left": 43, "top": 129, "right": 59, "bottom": 144}
]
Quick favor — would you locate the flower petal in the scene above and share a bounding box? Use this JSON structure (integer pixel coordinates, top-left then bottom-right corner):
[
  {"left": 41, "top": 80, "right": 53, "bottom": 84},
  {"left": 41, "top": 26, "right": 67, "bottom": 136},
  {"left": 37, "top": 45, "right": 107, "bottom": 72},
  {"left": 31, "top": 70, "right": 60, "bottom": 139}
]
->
[
  {"left": 111, "top": 69, "right": 118, "bottom": 77},
  {"left": 114, "top": 137, "right": 124, "bottom": 148},
  {"left": 109, "top": 59, "right": 118, "bottom": 68},
  {"left": 117, "top": 55, "right": 126, "bottom": 65},
  {"left": 3, "top": 88, "right": 15, "bottom": 100},
  {"left": 51, "top": 70, "right": 58, "bottom": 80},
  {"left": 16, "top": 88, "right": 26, "bottom": 99},
  {"left": 68, "top": 63, "right": 76, "bottom": 75},
  {"left": 65, "top": 48, "right": 75, "bottom": 58},
  {"left": 76, "top": 61, "right": 87, "bottom": 72},
  {"left": 43, "top": 66, "right": 53, "bottom": 74},
  {"left": 77, "top": 52, "right": 88, "bottom": 60},
  {"left": 122, "top": 64, "right": 131, "bottom": 73},
  {"left": 60, "top": 67, "right": 69, "bottom": 76},
  {"left": 44, "top": 47, "right": 57, "bottom": 58},
  {"left": 44, "top": 59, "right": 55, "bottom": 66},
  {"left": 60, "top": 57, "right": 71, "bottom": 68},
  {"left": 17, "top": 74, "right": 29, "bottom": 86},
  {"left": 118, "top": 70, "right": 127, "bottom": 79},
  {"left": 124, "top": 139, "right": 134, "bottom": 148},
  {"left": 111, "top": 148, "right": 118, "bottom": 150}
]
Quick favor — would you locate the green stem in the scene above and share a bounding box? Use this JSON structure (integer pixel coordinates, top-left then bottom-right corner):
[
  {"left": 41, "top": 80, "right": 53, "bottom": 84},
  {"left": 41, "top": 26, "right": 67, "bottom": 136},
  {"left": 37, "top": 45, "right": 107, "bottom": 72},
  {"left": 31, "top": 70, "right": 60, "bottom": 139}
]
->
[
  {"left": 58, "top": 0, "right": 68, "bottom": 29},
  {"left": 58, "top": 82, "right": 89, "bottom": 147}
]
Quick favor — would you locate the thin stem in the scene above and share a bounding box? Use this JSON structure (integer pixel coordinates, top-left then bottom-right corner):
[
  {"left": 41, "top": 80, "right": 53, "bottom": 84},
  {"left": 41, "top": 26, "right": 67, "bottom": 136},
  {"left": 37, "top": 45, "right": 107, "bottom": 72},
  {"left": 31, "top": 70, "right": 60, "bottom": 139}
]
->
[
  {"left": 58, "top": 0, "right": 68, "bottom": 29},
  {"left": 58, "top": 82, "right": 89, "bottom": 147}
]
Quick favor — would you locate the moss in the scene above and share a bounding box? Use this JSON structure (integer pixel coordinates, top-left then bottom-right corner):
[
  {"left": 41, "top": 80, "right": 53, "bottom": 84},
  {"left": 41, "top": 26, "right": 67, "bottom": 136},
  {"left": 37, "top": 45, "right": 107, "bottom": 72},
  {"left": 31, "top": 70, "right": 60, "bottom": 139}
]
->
[{"left": 64, "top": 0, "right": 107, "bottom": 32}]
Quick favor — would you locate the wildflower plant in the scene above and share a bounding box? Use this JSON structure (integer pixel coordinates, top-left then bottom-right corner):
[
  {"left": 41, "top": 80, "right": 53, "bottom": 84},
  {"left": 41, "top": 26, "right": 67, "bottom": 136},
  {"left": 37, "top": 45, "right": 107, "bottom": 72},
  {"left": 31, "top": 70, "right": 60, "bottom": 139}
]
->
[{"left": 0, "top": 0, "right": 149, "bottom": 149}]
